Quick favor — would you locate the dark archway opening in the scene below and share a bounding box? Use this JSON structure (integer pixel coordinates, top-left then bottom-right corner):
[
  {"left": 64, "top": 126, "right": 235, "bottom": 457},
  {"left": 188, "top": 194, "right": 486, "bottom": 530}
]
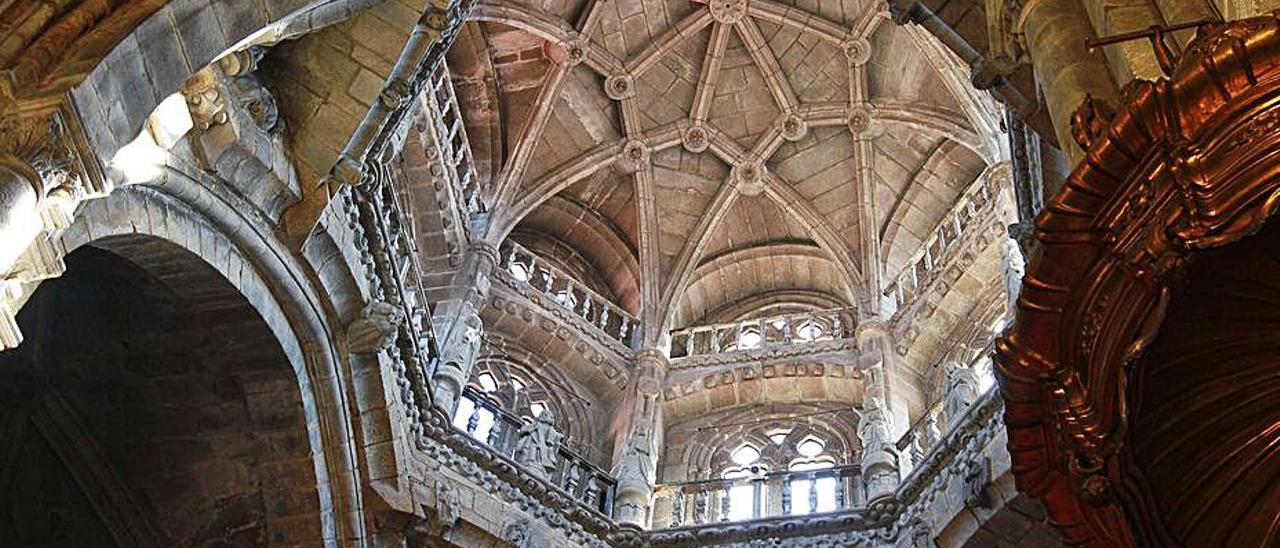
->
[{"left": 0, "top": 235, "right": 322, "bottom": 547}]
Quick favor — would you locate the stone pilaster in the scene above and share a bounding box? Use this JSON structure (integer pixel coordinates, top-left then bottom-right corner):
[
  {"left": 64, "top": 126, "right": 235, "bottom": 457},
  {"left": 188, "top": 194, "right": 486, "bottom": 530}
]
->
[{"left": 610, "top": 349, "right": 668, "bottom": 527}]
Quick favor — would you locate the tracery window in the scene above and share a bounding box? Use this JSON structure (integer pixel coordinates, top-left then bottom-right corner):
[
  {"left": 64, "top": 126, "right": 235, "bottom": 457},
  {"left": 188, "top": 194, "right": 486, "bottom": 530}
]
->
[{"left": 449, "top": 350, "right": 606, "bottom": 465}]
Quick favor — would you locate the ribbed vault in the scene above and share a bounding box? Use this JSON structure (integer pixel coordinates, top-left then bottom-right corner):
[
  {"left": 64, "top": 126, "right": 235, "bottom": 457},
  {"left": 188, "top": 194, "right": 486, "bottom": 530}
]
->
[{"left": 448, "top": 0, "right": 1002, "bottom": 340}]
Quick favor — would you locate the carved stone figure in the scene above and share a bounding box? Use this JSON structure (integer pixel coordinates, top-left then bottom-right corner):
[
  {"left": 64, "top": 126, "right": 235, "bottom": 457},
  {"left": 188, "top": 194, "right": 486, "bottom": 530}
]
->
[
  {"left": 943, "top": 361, "right": 980, "bottom": 428},
  {"left": 433, "top": 303, "right": 485, "bottom": 411},
  {"left": 430, "top": 481, "right": 463, "bottom": 536},
  {"left": 963, "top": 456, "right": 992, "bottom": 509},
  {"left": 859, "top": 397, "right": 899, "bottom": 503},
  {"left": 1001, "top": 235, "right": 1026, "bottom": 321},
  {"left": 513, "top": 409, "right": 562, "bottom": 479},
  {"left": 347, "top": 301, "right": 403, "bottom": 354},
  {"left": 501, "top": 519, "right": 531, "bottom": 548},
  {"left": 908, "top": 518, "right": 938, "bottom": 548}
]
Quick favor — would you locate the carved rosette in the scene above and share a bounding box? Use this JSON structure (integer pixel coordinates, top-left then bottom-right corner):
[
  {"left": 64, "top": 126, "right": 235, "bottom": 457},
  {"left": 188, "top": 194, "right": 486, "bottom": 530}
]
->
[
  {"left": 605, "top": 74, "right": 635, "bottom": 100},
  {"left": 732, "top": 161, "right": 765, "bottom": 197},
  {"left": 564, "top": 39, "right": 587, "bottom": 66},
  {"left": 616, "top": 139, "right": 649, "bottom": 174},
  {"left": 780, "top": 113, "right": 807, "bottom": 141},
  {"left": 843, "top": 37, "right": 872, "bottom": 66},
  {"left": 847, "top": 104, "right": 875, "bottom": 137},
  {"left": 682, "top": 125, "right": 709, "bottom": 153},
  {"left": 708, "top": 0, "right": 747, "bottom": 24}
]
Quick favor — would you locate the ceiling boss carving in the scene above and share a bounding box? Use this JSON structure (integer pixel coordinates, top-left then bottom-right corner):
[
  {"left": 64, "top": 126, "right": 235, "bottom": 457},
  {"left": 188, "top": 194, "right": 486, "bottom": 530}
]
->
[{"left": 708, "top": 0, "right": 748, "bottom": 24}]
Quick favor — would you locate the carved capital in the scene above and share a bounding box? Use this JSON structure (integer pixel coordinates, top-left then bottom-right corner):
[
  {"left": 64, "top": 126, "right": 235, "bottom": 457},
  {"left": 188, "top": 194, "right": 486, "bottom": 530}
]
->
[{"left": 0, "top": 105, "right": 102, "bottom": 201}]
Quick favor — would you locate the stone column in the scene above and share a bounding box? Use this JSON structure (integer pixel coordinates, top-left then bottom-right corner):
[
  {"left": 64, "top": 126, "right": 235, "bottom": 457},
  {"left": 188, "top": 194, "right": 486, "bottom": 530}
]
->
[
  {"left": 1019, "top": 0, "right": 1119, "bottom": 165},
  {"left": 431, "top": 299, "right": 483, "bottom": 415},
  {"left": 0, "top": 157, "right": 41, "bottom": 276},
  {"left": 611, "top": 349, "right": 668, "bottom": 527},
  {"left": 430, "top": 241, "right": 498, "bottom": 414}
]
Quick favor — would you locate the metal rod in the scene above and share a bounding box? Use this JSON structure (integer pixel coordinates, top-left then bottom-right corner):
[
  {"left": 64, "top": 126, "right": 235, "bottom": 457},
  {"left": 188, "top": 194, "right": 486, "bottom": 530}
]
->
[{"left": 1086, "top": 20, "right": 1212, "bottom": 51}]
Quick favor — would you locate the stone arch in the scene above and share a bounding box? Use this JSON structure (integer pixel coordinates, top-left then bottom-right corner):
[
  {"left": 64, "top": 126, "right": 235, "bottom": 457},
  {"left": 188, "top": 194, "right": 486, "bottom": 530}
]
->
[
  {"left": 52, "top": 180, "right": 369, "bottom": 545},
  {"left": 0, "top": 234, "right": 324, "bottom": 546}
]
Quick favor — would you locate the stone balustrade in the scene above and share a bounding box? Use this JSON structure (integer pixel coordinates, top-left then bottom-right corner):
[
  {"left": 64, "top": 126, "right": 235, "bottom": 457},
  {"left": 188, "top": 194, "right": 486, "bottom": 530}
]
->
[
  {"left": 451, "top": 387, "right": 617, "bottom": 515},
  {"left": 651, "top": 464, "right": 864, "bottom": 528},
  {"left": 498, "top": 241, "right": 639, "bottom": 348},
  {"left": 883, "top": 166, "right": 1004, "bottom": 318},
  {"left": 667, "top": 307, "right": 857, "bottom": 360},
  {"left": 422, "top": 65, "right": 483, "bottom": 217}
]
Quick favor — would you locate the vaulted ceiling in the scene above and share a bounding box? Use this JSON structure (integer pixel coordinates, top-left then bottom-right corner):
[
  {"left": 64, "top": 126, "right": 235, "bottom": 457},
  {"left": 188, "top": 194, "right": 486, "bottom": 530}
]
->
[{"left": 448, "top": 0, "right": 1003, "bottom": 338}]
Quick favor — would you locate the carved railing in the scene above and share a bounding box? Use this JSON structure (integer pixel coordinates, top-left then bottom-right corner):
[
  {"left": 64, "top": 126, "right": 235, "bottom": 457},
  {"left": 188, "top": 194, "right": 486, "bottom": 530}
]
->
[
  {"left": 453, "top": 387, "right": 617, "bottom": 515},
  {"left": 668, "top": 307, "right": 857, "bottom": 360},
  {"left": 422, "top": 64, "right": 483, "bottom": 216},
  {"left": 498, "top": 241, "right": 639, "bottom": 348},
  {"left": 651, "top": 465, "right": 862, "bottom": 529},
  {"left": 883, "top": 167, "right": 1003, "bottom": 317}
]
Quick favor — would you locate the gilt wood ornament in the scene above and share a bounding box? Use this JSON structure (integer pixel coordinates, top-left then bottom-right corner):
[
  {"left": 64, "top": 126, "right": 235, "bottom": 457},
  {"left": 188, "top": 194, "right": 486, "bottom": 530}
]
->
[{"left": 995, "top": 13, "right": 1280, "bottom": 547}]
